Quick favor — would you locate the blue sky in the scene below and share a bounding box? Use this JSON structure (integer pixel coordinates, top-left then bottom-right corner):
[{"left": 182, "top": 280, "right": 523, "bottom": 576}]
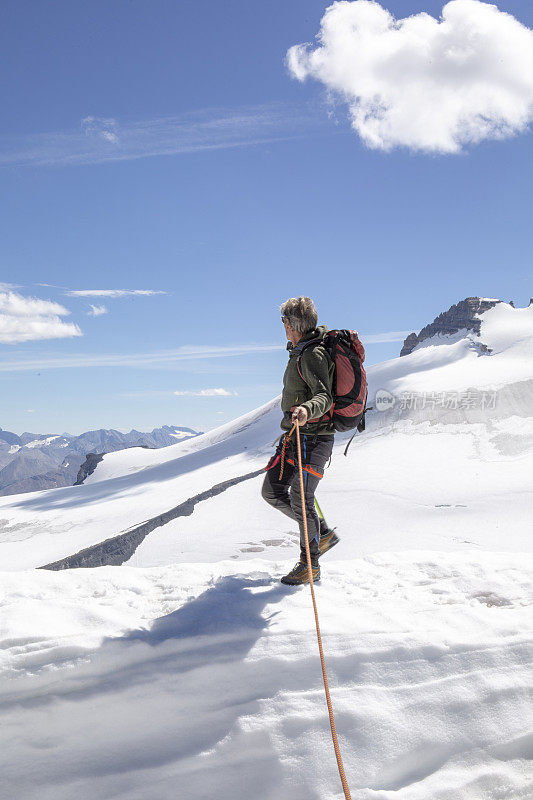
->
[{"left": 1, "top": 0, "right": 532, "bottom": 435}]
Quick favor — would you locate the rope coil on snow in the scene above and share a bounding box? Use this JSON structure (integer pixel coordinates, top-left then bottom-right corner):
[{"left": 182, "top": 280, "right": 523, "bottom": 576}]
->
[{"left": 293, "top": 419, "right": 352, "bottom": 800}]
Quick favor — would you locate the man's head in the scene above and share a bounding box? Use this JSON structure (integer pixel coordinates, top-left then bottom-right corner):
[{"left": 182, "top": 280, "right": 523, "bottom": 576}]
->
[{"left": 280, "top": 296, "right": 318, "bottom": 345}]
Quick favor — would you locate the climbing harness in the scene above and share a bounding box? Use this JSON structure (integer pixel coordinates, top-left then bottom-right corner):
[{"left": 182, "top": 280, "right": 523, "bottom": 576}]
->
[
  {"left": 292, "top": 418, "right": 352, "bottom": 800},
  {"left": 278, "top": 430, "right": 327, "bottom": 481}
]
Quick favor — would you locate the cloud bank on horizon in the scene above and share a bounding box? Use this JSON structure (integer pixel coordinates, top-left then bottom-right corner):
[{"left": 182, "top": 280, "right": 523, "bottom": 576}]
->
[{"left": 287, "top": 0, "right": 533, "bottom": 154}]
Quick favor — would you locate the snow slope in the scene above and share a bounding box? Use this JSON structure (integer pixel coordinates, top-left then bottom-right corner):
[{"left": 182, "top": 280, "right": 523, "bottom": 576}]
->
[
  {"left": 0, "top": 301, "right": 531, "bottom": 571},
  {"left": 1, "top": 555, "right": 531, "bottom": 800},
  {"left": 0, "top": 398, "right": 280, "bottom": 570},
  {"left": 0, "top": 300, "right": 532, "bottom": 799},
  {"left": 369, "top": 302, "right": 533, "bottom": 426}
]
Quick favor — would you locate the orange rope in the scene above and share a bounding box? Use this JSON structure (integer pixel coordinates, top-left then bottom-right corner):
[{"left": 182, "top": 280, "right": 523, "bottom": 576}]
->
[
  {"left": 278, "top": 428, "right": 293, "bottom": 480},
  {"left": 293, "top": 419, "right": 352, "bottom": 800}
]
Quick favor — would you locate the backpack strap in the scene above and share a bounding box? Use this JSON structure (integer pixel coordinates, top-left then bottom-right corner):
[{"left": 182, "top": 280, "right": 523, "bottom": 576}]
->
[
  {"left": 295, "top": 339, "right": 334, "bottom": 424},
  {"left": 343, "top": 404, "right": 373, "bottom": 456},
  {"left": 295, "top": 338, "right": 324, "bottom": 384}
]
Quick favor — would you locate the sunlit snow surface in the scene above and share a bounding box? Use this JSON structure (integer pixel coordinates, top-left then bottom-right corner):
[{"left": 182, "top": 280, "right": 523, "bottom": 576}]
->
[
  {"left": 0, "top": 302, "right": 532, "bottom": 799},
  {"left": 1, "top": 555, "right": 531, "bottom": 800}
]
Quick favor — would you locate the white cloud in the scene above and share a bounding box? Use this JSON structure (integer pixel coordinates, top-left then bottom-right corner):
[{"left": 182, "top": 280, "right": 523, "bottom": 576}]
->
[
  {"left": 87, "top": 304, "right": 108, "bottom": 316},
  {"left": 0, "top": 291, "right": 82, "bottom": 344},
  {"left": 81, "top": 116, "right": 120, "bottom": 145},
  {"left": 174, "top": 388, "right": 237, "bottom": 397},
  {"left": 0, "top": 104, "right": 327, "bottom": 168},
  {"left": 26, "top": 409, "right": 36, "bottom": 413},
  {"left": 287, "top": 0, "right": 533, "bottom": 153},
  {"left": 67, "top": 289, "right": 166, "bottom": 297}
]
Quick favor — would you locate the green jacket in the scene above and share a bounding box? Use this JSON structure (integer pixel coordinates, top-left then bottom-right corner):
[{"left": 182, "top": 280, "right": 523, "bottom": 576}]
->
[{"left": 280, "top": 325, "right": 335, "bottom": 436}]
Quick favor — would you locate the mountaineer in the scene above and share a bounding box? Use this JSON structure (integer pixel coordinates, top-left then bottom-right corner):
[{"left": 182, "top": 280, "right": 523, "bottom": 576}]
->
[{"left": 261, "top": 296, "right": 339, "bottom": 585}]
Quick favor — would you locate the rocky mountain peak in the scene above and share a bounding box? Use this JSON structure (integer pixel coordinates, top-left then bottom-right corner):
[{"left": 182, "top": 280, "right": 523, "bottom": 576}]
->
[{"left": 400, "top": 297, "right": 502, "bottom": 357}]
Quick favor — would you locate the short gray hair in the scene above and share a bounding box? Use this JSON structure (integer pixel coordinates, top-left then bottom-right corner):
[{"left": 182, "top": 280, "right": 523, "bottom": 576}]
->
[{"left": 280, "top": 296, "right": 318, "bottom": 334}]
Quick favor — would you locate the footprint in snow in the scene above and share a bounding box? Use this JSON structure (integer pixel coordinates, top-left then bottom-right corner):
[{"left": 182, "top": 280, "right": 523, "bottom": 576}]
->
[{"left": 472, "top": 591, "right": 513, "bottom": 607}]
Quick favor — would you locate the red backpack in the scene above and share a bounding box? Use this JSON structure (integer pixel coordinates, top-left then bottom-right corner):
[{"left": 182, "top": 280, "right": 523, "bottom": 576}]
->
[{"left": 297, "top": 329, "right": 369, "bottom": 435}]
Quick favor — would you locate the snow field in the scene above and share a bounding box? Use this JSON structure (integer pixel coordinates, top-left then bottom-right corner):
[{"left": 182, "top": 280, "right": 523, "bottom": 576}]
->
[
  {"left": 0, "top": 553, "right": 531, "bottom": 800},
  {"left": 0, "top": 397, "right": 281, "bottom": 570},
  {"left": 1, "top": 302, "right": 532, "bottom": 571},
  {"left": 128, "top": 417, "right": 533, "bottom": 568},
  {"left": 0, "top": 300, "right": 532, "bottom": 799}
]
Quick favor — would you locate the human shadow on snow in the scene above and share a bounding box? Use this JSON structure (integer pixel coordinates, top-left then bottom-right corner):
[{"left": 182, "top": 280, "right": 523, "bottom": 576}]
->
[{"left": 1, "top": 575, "right": 324, "bottom": 799}]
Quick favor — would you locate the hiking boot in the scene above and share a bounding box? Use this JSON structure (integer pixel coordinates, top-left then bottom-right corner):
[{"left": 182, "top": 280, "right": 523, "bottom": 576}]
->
[
  {"left": 280, "top": 560, "right": 320, "bottom": 585},
  {"left": 319, "top": 527, "right": 339, "bottom": 557}
]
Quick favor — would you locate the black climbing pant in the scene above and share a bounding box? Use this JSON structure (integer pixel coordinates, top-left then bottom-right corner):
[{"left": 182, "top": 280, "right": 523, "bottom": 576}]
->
[{"left": 261, "top": 433, "right": 334, "bottom": 561}]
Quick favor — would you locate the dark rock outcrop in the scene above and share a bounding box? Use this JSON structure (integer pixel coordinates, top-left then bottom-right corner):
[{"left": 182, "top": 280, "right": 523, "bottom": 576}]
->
[
  {"left": 39, "top": 468, "right": 264, "bottom": 570},
  {"left": 74, "top": 453, "right": 105, "bottom": 485},
  {"left": 400, "top": 297, "right": 501, "bottom": 357}
]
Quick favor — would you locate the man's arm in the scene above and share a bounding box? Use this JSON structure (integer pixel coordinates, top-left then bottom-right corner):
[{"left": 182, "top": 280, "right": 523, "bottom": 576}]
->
[{"left": 298, "top": 347, "right": 334, "bottom": 421}]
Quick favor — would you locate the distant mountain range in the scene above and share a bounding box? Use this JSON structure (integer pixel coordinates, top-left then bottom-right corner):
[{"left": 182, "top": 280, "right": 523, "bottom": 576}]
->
[{"left": 0, "top": 425, "right": 200, "bottom": 497}]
